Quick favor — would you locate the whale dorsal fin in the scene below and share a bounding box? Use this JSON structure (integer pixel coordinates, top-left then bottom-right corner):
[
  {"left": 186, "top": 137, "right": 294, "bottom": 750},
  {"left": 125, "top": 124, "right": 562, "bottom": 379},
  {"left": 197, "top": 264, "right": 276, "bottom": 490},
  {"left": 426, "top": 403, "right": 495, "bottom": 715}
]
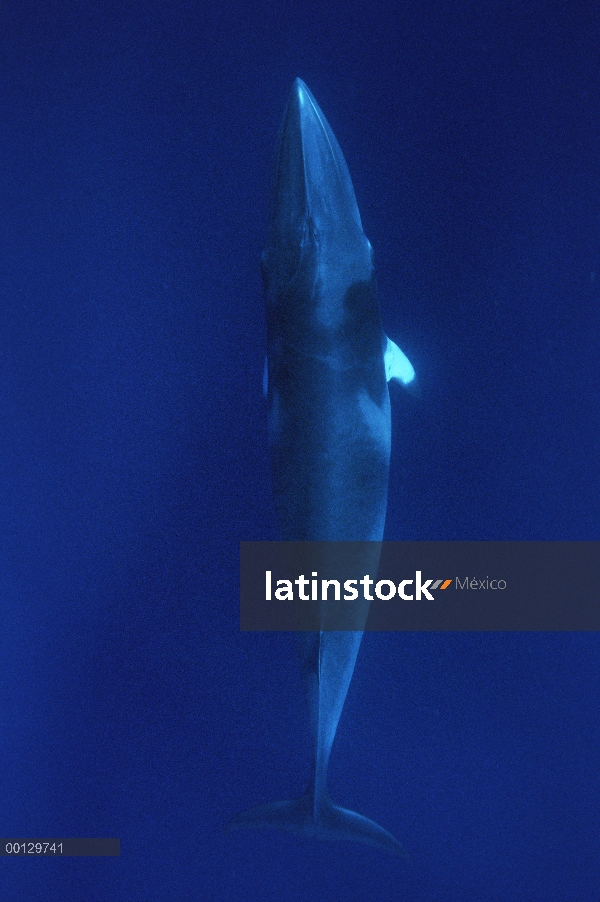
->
[{"left": 384, "top": 336, "right": 415, "bottom": 386}]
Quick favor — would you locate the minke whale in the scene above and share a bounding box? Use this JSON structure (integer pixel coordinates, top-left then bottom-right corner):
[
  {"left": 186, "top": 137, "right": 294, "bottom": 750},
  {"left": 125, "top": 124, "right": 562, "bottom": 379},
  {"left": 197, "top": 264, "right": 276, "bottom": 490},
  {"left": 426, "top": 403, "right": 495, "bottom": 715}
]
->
[{"left": 229, "top": 79, "right": 414, "bottom": 856}]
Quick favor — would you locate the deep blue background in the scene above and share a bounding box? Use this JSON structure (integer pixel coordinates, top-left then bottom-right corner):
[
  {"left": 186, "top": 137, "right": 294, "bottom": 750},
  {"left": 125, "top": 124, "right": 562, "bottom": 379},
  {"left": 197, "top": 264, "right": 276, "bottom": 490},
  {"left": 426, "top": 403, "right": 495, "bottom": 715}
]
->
[{"left": 1, "top": 1, "right": 599, "bottom": 899}]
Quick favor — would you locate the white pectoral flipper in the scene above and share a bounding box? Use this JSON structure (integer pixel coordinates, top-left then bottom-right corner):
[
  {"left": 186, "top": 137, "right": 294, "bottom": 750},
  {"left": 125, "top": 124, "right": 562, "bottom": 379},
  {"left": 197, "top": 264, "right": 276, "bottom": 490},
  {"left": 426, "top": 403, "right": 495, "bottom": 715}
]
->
[{"left": 384, "top": 336, "right": 415, "bottom": 386}]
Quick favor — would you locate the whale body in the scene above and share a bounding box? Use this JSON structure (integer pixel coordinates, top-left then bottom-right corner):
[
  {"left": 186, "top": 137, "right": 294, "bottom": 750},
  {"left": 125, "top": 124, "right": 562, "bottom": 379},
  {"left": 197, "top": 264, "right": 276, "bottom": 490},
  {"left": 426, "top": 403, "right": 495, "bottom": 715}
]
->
[{"left": 229, "top": 79, "right": 413, "bottom": 857}]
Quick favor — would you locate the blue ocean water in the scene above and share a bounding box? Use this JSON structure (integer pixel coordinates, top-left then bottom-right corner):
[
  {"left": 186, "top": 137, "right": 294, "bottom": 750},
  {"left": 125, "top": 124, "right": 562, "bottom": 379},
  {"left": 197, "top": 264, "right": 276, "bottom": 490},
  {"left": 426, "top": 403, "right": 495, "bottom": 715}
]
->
[{"left": 1, "top": 1, "right": 599, "bottom": 899}]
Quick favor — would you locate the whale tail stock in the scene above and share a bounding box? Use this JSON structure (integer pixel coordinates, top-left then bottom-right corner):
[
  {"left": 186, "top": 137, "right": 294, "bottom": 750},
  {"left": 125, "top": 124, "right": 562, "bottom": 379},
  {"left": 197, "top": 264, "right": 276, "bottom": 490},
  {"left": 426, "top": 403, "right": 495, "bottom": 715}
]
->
[{"left": 227, "top": 793, "right": 408, "bottom": 858}]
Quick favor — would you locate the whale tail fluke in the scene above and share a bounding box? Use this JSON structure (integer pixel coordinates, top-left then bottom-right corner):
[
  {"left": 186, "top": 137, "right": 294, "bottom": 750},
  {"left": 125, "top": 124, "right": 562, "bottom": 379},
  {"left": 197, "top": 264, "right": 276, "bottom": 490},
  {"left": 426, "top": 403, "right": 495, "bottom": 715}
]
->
[{"left": 227, "top": 793, "right": 408, "bottom": 858}]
